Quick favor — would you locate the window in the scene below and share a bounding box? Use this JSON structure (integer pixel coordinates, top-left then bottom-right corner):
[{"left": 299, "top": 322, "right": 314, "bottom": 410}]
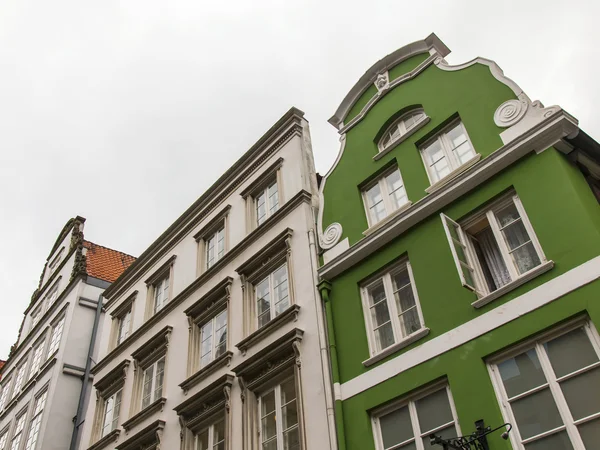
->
[
  {"left": 24, "top": 390, "right": 47, "bottom": 450},
  {"left": 362, "top": 168, "right": 409, "bottom": 227},
  {"left": 48, "top": 248, "right": 64, "bottom": 272},
  {"left": 0, "top": 431, "right": 7, "bottom": 450},
  {"left": 379, "top": 110, "right": 427, "bottom": 152},
  {"left": 199, "top": 310, "right": 228, "bottom": 369},
  {"left": 441, "top": 194, "right": 546, "bottom": 297},
  {"left": 195, "top": 419, "right": 225, "bottom": 450},
  {"left": 373, "top": 384, "right": 460, "bottom": 450},
  {"left": 10, "top": 413, "right": 26, "bottom": 450},
  {"left": 421, "top": 121, "right": 476, "bottom": 185},
  {"left": 45, "top": 283, "right": 59, "bottom": 306},
  {"left": 47, "top": 316, "right": 65, "bottom": 357},
  {"left": 361, "top": 260, "right": 425, "bottom": 355},
  {"left": 490, "top": 321, "right": 600, "bottom": 449},
  {"left": 100, "top": 389, "right": 122, "bottom": 438},
  {"left": 255, "top": 264, "right": 290, "bottom": 329},
  {"left": 153, "top": 275, "right": 170, "bottom": 314},
  {"left": 0, "top": 380, "right": 10, "bottom": 411},
  {"left": 12, "top": 364, "right": 27, "bottom": 399},
  {"left": 116, "top": 309, "right": 132, "bottom": 346},
  {"left": 29, "top": 342, "right": 45, "bottom": 379},
  {"left": 30, "top": 307, "right": 42, "bottom": 331},
  {"left": 141, "top": 357, "right": 165, "bottom": 409},
  {"left": 206, "top": 227, "right": 225, "bottom": 270},
  {"left": 256, "top": 180, "right": 279, "bottom": 227},
  {"left": 259, "top": 377, "right": 300, "bottom": 450}
]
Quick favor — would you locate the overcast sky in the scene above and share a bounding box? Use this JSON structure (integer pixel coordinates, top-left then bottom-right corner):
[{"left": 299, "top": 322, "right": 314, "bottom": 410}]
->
[{"left": 1, "top": 0, "right": 598, "bottom": 359}]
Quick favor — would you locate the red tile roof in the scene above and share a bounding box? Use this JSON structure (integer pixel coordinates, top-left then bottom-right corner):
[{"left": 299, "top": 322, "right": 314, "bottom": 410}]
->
[
  {"left": 0, "top": 360, "right": 5, "bottom": 379},
  {"left": 83, "top": 241, "right": 136, "bottom": 283}
]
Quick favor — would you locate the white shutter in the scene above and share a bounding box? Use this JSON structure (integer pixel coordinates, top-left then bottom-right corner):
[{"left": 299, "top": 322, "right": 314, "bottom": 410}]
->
[{"left": 440, "top": 213, "right": 479, "bottom": 293}]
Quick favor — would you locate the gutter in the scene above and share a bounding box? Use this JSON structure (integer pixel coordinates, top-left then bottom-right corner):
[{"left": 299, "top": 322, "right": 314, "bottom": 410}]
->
[{"left": 69, "top": 292, "right": 103, "bottom": 450}]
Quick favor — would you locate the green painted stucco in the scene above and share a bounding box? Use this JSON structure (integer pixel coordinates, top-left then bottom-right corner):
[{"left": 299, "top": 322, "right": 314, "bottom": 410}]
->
[{"left": 322, "top": 61, "right": 517, "bottom": 246}]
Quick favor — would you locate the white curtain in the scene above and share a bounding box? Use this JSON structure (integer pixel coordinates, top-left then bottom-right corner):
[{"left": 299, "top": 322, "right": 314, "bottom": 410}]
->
[{"left": 476, "top": 227, "right": 511, "bottom": 289}]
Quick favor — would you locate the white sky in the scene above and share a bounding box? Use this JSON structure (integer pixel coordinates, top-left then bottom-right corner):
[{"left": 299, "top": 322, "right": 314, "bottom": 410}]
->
[{"left": 1, "top": 0, "right": 599, "bottom": 359}]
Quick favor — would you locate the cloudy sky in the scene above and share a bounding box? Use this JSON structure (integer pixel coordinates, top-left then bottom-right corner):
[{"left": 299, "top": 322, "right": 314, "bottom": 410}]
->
[{"left": 1, "top": 0, "right": 598, "bottom": 358}]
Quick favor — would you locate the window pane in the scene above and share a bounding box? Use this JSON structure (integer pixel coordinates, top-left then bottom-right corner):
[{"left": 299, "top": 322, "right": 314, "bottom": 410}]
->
[
  {"left": 366, "top": 184, "right": 386, "bottom": 223},
  {"left": 283, "top": 427, "right": 300, "bottom": 450},
  {"left": 578, "top": 417, "right": 600, "bottom": 449},
  {"left": 379, "top": 406, "right": 414, "bottom": 448},
  {"left": 282, "top": 399, "right": 298, "bottom": 430},
  {"left": 395, "top": 281, "right": 416, "bottom": 313},
  {"left": 370, "top": 300, "right": 391, "bottom": 328},
  {"left": 511, "top": 388, "right": 563, "bottom": 439},
  {"left": 423, "top": 425, "right": 457, "bottom": 450},
  {"left": 375, "top": 323, "right": 395, "bottom": 351},
  {"left": 262, "top": 440, "right": 278, "bottom": 450},
  {"left": 399, "top": 308, "right": 421, "bottom": 337},
  {"left": 154, "top": 359, "right": 165, "bottom": 400},
  {"left": 544, "top": 328, "right": 599, "bottom": 378},
  {"left": 213, "top": 419, "right": 225, "bottom": 446},
  {"left": 142, "top": 365, "right": 153, "bottom": 408},
  {"left": 257, "top": 192, "right": 267, "bottom": 225},
  {"left": 367, "top": 280, "right": 387, "bottom": 307},
  {"left": 256, "top": 278, "right": 271, "bottom": 324},
  {"left": 415, "top": 389, "right": 454, "bottom": 434},
  {"left": 447, "top": 125, "right": 474, "bottom": 165},
  {"left": 268, "top": 183, "right": 279, "bottom": 215},
  {"left": 261, "top": 392, "right": 277, "bottom": 441},
  {"left": 511, "top": 243, "right": 541, "bottom": 274},
  {"left": 560, "top": 367, "right": 600, "bottom": 420},
  {"left": 423, "top": 140, "right": 448, "bottom": 183},
  {"left": 523, "top": 431, "right": 573, "bottom": 450},
  {"left": 498, "top": 349, "right": 546, "bottom": 398},
  {"left": 495, "top": 203, "right": 520, "bottom": 227},
  {"left": 386, "top": 170, "right": 407, "bottom": 211},
  {"left": 196, "top": 429, "right": 209, "bottom": 450},
  {"left": 273, "top": 265, "right": 289, "bottom": 315},
  {"left": 280, "top": 378, "right": 296, "bottom": 404}
]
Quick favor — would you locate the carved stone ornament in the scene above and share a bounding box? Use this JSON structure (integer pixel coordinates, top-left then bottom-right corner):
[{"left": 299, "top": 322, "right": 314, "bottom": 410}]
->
[
  {"left": 494, "top": 98, "right": 529, "bottom": 127},
  {"left": 320, "top": 223, "right": 343, "bottom": 250},
  {"left": 223, "top": 385, "right": 231, "bottom": 411},
  {"left": 374, "top": 72, "right": 389, "bottom": 91}
]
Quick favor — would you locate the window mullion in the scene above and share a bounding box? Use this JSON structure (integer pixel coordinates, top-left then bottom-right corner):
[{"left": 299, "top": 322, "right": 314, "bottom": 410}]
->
[
  {"left": 405, "top": 262, "right": 425, "bottom": 329},
  {"left": 512, "top": 195, "right": 546, "bottom": 262},
  {"left": 269, "top": 273, "right": 275, "bottom": 322},
  {"left": 384, "top": 274, "right": 401, "bottom": 342},
  {"left": 408, "top": 401, "right": 424, "bottom": 450},
  {"left": 379, "top": 179, "right": 393, "bottom": 217},
  {"left": 275, "top": 386, "right": 284, "bottom": 450},
  {"left": 487, "top": 210, "right": 519, "bottom": 280},
  {"left": 440, "top": 135, "right": 456, "bottom": 171},
  {"left": 535, "top": 343, "right": 584, "bottom": 449}
]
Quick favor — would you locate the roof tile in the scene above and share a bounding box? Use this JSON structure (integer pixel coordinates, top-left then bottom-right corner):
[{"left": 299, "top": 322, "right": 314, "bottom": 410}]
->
[{"left": 83, "top": 241, "right": 136, "bottom": 283}]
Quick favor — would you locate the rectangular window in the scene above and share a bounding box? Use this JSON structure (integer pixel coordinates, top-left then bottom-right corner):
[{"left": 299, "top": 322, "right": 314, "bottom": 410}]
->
[
  {"left": 361, "top": 260, "right": 425, "bottom": 355},
  {"left": 256, "top": 180, "right": 279, "bottom": 227},
  {"left": 12, "top": 364, "right": 27, "bottom": 399},
  {"left": 362, "top": 168, "right": 409, "bottom": 226},
  {"left": 0, "top": 431, "right": 7, "bottom": 450},
  {"left": 421, "top": 121, "right": 476, "bottom": 185},
  {"left": 47, "top": 316, "right": 65, "bottom": 358},
  {"left": 195, "top": 418, "right": 225, "bottom": 450},
  {"left": 441, "top": 194, "right": 546, "bottom": 297},
  {"left": 255, "top": 264, "right": 290, "bottom": 329},
  {"left": 141, "top": 357, "right": 165, "bottom": 409},
  {"left": 29, "top": 342, "right": 45, "bottom": 379},
  {"left": 489, "top": 321, "right": 600, "bottom": 449},
  {"left": 206, "top": 227, "right": 225, "bottom": 269},
  {"left": 259, "top": 377, "right": 299, "bottom": 450},
  {"left": 153, "top": 276, "right": 170, "bottom": 314},
  {"left": 199, "top": 310, "right": 228, "bottom": 369},
  {"left": 0, "top": 380, "right": 11, "bottom": 412},
  {"left": 10, "top": 412, "right": 26, "bottom": 450},
  {"left": 373, "top": 385, "right": 460, "bottom": 450},
  {"left": 116, "top": 309, "right": 132, "bottom": 346},
  {"left": 24, "top": 390, "right": 47, "bottom": 450},
  {"left": 101, "top": 389, "right": 122, "bottom": 438},
  {"left": 30, "top": 307, "right": 42, "bottom": 331}
]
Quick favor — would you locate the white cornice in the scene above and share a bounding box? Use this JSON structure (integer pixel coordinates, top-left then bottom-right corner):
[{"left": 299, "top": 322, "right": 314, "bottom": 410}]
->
[{"left": 318, "top": 110, "right": 578, "bottom": 280}]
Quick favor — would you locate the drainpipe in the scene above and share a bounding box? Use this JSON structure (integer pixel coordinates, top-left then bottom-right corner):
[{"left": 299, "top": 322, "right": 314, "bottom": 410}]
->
[
  {"left": 307, "top": 229, "right": 339, "bottom": 450},
  {"left": 318, "top": 279, "right": 347, "bottom": 450},
  {"left": 69, "top": 292, "right": 103, "bottom": 450}
]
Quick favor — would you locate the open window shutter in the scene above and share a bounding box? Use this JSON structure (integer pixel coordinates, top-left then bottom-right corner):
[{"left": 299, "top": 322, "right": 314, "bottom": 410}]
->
[{"left": 440, "top": 213, "right": 479, "bottom": 293}]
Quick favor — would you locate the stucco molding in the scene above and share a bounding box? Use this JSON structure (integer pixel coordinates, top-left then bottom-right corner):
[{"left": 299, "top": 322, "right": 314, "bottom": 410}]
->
[
  {"left": 121, "top": 397, "right": 167, "bottom": 432},
  {"left": 116, "top": 419, "right": 165, "bottom": 450}
]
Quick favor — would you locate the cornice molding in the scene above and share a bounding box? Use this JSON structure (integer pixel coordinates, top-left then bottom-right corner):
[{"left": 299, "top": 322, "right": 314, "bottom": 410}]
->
[
  {"left": 235, "top": 305, "right": 301, "bottom": 355},
  {"left": 86, "top": 429, "right": 120, "bottom": 450},
  {"left": 116, "top": 419, "right": 165, "bottom": 450},
  {"left": 122, "top": 398, "right": 166, "bottom": 433},
  {"left": 178, "top": 351, "right": 233, "bottom": 394},
  {"left": 175, "top": 374, "right": 234, "bottom": 423}
]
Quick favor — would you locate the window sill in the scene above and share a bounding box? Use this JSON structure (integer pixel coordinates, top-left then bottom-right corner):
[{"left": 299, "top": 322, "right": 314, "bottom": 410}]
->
[
  {"left": 179, "top": 351, "right": 233, "bottom": 394},
  {"left": 87, "top": 429, "right": 121, "bottom": 450},
  {"left": 235, "top": 304, "right": 301, "bottom": 355},
  {"left": 122, "top": 397, "right": 166, "bottom": 432},
  {"left": 374, "top": 117, "right": 431, "bottom": 161},
  {"left": 363, "top": 202, "right": 413, "bottom": 237},
  {"left": 424, "top": 154, "right": 482, "bottom": 194},
  {"left": 471, "top": 260, "right": 554, "bottom": 309},
  {"left": 363, "top": 327, "right": 430, "bottom": 367}
]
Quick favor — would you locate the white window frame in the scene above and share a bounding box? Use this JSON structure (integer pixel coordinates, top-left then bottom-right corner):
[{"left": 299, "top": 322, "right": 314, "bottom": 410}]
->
[
  {"left": 48, "top": 248, "right": 64, "bottom": 272},
  {"left": 255, "top": 179, "right": 279, "bottom": 227},
  {"left": 30, "top": 306, "right": 42, "bottom": 331},
  {"left": 362, "top": 167, "right": 410, "bottom": 228},
  {"left": 12, "top": 363, "right": 27, "bottom": 399},
  {"left": 153, "top": 275, "right": 170, "bottom": 314},
  {"left": 0, "top": 379, "right": 11, "bottom": 412},
  {"left": 116, "top": 309, "right": 132, "bottom": 346},
  {"left": 194, "top": 418, "right": 225, "bottom": 450},
  {"left": 24, "top": 390, "right": 47, "bottom": 450},
  {"left": 47, "top": 316, "right": 65, "bottom": 358},
  {"left": 205, "top": 226, "right": 225, "bottom": 270},
  {"left": 254, "top": 263, "right": 290, "bottom": 330},
  {"left": 360, "top": 260, "right": 425, "bottom": 357},
  {"left": 420, "top": 120, "right": 477, "bottom": 185},
  {"left": 141, "top": 356, "right": 165, "bottom": 410},
  {"left": 441, "top": 194, "right": 547, "bottom": 298},
  {"left": 378, "top": 110, "right": 428, "bottom": 152},
  {"left": 199, "top": 309, "right": 228, "bottom": 369},
  {"left": 100, "top": 389, "right": 122, "bottom": 438},
  {"left": 10, "top": 412, "right": 26, "bottom": 450},
  {"left": 372, "top": 382, "right": 462, "bottom": 450},
  {"left": 488, "top": 319, "right": 600, "bottom": 450},
  {"left": 0, "top": 430, "right": 7, "bottom": 450},
  {"left": 258, "top": 377, "right": 299, "bottom": 450},
  {"left": 29, "top": 341, "right": 45, "bottom": 380}
]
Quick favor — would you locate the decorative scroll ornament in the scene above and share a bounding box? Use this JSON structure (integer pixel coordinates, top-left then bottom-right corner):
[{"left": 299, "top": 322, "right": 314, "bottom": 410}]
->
[
  {"left": 320, "top": 223, "right": 343, "bottom": 250},
  {"left": 494, "top": 98, "right": 528, "bottom": 127},
  {"left": 374, "top": 72, "right": 389, "bottom": 91}
]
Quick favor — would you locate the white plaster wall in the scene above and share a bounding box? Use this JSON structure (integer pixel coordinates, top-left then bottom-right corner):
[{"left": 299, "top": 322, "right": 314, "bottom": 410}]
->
[{"left": 80, "top": 122, "right": 333, "bottom": 450}]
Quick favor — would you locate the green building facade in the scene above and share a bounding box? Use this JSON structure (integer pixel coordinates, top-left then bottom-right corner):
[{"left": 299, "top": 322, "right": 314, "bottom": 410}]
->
[{"left": 317, "top": 34, "right": 600, "bottom": 450}]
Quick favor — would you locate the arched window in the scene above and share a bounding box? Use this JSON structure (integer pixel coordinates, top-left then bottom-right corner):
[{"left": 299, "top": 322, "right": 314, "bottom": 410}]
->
[{"left": 378, "top": 110, "right": 427, "bottom": 152}]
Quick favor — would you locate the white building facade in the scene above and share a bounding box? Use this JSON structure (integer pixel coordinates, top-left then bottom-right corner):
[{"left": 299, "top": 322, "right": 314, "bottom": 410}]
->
[{"left": 80, "top": 108, "right": 337, "bottom": 450}]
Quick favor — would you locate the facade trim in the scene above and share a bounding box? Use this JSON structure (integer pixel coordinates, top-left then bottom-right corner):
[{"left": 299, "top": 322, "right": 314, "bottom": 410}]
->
[{"left": 339, "top": 255, "right": 600, "bottom": 400}]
